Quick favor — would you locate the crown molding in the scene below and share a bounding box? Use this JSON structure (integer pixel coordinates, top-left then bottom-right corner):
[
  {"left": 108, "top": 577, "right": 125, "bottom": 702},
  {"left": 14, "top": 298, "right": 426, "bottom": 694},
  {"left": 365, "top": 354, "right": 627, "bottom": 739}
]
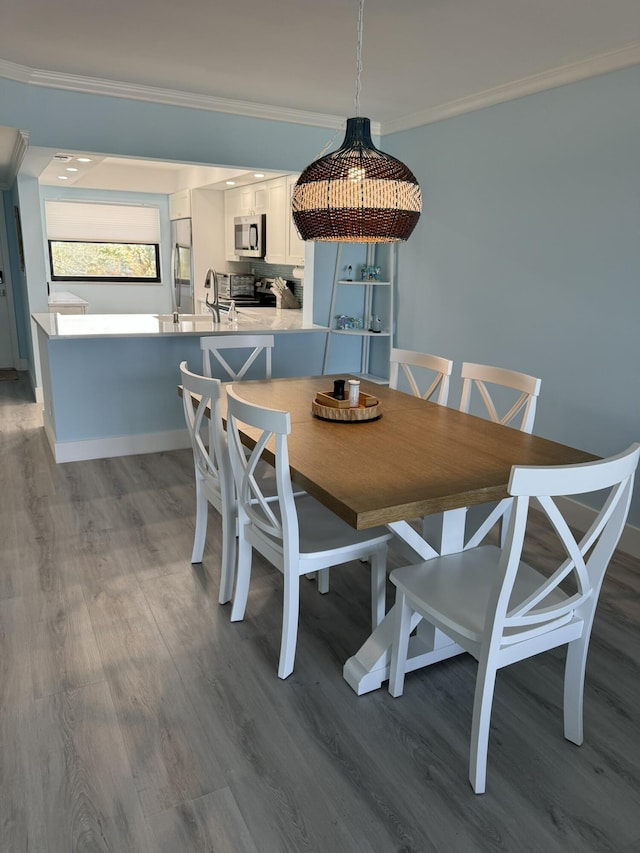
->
[
  {"left": 2, "top": 39, "right": 639, "bottom": 142},
  {"left": 9, "top": 129, "right": 29, "bottom": 184},
  {"left": 381, "top": 39, "right": 640, "bottom": 135},
  {"left": 0, "top": 58, "right": 374, "bottom": 132},
  {"left": 0, "top": 127, "right": 29, "bottom": 190}
]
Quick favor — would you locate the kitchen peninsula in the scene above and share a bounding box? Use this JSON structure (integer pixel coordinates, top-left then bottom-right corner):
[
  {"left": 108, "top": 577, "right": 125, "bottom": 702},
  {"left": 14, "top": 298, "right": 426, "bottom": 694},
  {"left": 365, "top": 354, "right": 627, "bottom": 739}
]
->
[{"left": 34, "top": 309, "right": 328, "bottom": 462}]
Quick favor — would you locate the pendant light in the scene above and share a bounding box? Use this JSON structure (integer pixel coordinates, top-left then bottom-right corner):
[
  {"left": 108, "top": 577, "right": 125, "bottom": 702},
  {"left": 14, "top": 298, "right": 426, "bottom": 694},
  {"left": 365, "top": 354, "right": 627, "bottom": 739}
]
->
[{"left": 292, "top": 0, "right": 422, "bottom": 243}]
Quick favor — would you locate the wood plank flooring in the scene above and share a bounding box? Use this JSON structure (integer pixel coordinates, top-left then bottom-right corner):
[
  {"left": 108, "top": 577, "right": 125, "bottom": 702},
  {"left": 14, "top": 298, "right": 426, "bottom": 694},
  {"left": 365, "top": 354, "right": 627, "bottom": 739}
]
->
[{"left": 1, "top": 374, "right": 639, "bottom": 852}]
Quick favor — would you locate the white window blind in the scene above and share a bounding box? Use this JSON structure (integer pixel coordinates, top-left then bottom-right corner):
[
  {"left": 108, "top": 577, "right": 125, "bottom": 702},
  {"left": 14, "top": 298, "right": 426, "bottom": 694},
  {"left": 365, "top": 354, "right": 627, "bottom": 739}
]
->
[{"left": 45, "top": 201, "right": 160, "bottom": 243}]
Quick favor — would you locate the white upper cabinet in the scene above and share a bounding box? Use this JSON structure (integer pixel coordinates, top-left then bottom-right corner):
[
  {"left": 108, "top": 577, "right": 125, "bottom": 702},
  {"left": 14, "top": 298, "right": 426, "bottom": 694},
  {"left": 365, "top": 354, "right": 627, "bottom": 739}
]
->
[
  {"left": 286, "top": 174, "right": 305, "bottom": 267},
  {"left": 224, "top": 186, "right": 243, "bottom": 261},
  {"left": 169, "top": 188, "right": 191, "bottom": 220},
  {"left": 239, "top": 182, "right": 267, "bottom": 215},
  {"left": 264, "top": 177, "right": 286, "bottom": 265}
]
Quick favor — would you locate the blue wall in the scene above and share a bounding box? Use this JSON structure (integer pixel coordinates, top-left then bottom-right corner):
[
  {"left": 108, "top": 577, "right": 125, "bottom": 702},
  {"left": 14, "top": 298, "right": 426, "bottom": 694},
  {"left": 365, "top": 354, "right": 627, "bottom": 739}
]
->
[
  {"left": 386, "top": 66, "right": 640, "bottom": 523},
  {"left": 1, "top": 65, "right": 639, "bottom": 524}
]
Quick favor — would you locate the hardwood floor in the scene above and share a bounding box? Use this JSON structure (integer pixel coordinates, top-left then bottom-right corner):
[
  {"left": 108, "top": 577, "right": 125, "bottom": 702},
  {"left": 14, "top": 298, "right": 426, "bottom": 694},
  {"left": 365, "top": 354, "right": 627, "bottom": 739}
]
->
[{"left": 1, "top": 374, "right": 639, "bottom": 852}]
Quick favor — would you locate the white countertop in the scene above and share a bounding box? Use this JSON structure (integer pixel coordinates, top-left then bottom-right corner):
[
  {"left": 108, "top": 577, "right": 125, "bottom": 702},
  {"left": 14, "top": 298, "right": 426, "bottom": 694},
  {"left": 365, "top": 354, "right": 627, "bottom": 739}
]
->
[
  {"left": 33, "top": 308, "right": 328, "bottom": 340},
  {"left": 47, "top": 290, "right": 89, "bottom": 308}
]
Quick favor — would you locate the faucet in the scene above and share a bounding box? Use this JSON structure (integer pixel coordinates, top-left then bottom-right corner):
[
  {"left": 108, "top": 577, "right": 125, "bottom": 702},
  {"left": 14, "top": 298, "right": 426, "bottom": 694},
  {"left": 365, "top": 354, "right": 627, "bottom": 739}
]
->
[{"left": 204, "top": 268, "right": 220, "bottom": 323}]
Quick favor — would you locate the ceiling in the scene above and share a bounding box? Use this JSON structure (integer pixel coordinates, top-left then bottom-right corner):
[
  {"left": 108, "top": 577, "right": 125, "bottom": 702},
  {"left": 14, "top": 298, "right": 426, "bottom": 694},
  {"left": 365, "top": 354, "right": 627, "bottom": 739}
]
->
[{"left": 1, "top": 0, "right": 639, "bottom": 190}]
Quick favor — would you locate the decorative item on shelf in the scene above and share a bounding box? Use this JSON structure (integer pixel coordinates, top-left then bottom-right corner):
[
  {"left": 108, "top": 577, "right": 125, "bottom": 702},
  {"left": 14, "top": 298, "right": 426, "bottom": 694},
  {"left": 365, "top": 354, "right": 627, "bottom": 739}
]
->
[
  {"left": 361, "top": 265, "right": 381, "bottom": 281},
  {"left": 346, "top": 265, "right": 353, "bottom": 281},
  {"left": 336, "top": 315, "right": 363, "bottom": 330},
  {"left": 369, "top": 315, "right": 382, "bottom": 333},
  {"left": 291, "top": 0, "right": 421, "bottom": 243}
]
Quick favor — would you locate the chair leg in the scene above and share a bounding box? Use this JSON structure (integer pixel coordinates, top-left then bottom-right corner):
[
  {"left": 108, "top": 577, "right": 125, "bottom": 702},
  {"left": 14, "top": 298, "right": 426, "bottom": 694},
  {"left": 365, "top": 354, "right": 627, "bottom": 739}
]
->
[
  {"left": 469, "top": 657, "right": 498, "bottom": 794},
  {"left": 317, "top": 568, "right": 330, "bottom": 594},
  {"left": 230, "top": 533, "right": 252, "bottom": 622},
  {"left": 278, "top": 570, "right": 300, "bottom": 679},
  {"left": 388, "top": 593, "right": 413, "bottom": 698},
  {"left": 218, "top": 508, "right": 237, "bottom": 605},
  {"left": 370, "top": 546, "right": 387, "bottom": 628},
  {"left": 563, "top": 635, "right": 589, "bottom": 745},
  {"left": 190, "top": 482, "right": 208, "bottom": 564}
]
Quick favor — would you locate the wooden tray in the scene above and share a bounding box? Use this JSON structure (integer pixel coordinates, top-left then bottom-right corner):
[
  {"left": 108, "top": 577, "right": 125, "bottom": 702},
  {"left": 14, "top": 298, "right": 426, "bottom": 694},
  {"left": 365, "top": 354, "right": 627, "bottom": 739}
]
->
[
  {"left": 315, "top": 390, "right": 379, "bottom": 409},
  {"left": 312, "top": 393, "right": 382, "bottom": 422}
]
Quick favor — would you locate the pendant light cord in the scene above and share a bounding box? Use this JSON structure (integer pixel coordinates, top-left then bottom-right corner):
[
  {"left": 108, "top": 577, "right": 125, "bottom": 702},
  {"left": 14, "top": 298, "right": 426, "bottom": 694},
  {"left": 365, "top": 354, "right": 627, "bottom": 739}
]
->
[
  {"left": 354, "top": 0, "right": 365, "bottom": 117},
  {"left": 304, "top": 0, "right": 365, "bottom": 161}
]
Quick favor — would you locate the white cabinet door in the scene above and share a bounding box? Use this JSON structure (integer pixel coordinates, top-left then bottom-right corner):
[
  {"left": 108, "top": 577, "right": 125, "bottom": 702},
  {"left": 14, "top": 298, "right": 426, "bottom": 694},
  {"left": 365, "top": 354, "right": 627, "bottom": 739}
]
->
[
  {"left": 240, "top": 182, "right": 267, "bottom": 215},
  {"left": 286, "top": 174, "right": 305, "bottom": 266},
  {"left": 224, "top": 187, "right": 243, "bottom": 261},
  {"left": 265, "top": 177, "right": 286, "bottom": 265},
  {"left": 169, "top": 189, "right": 191, "bottom": 220}
]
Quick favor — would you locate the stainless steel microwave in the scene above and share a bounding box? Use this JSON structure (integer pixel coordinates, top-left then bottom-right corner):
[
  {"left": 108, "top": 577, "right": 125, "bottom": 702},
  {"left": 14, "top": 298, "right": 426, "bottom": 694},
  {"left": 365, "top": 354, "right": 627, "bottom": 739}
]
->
[{"left": 234, "top": 214, "right": 266, "bottom": 258}]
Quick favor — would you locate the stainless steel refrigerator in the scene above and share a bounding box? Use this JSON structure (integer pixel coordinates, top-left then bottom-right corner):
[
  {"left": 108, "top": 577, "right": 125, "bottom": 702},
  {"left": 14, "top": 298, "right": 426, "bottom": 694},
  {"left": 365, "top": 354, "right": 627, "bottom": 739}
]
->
[{"left": 170, "top": 217, "right": 194, "bottom": 314}]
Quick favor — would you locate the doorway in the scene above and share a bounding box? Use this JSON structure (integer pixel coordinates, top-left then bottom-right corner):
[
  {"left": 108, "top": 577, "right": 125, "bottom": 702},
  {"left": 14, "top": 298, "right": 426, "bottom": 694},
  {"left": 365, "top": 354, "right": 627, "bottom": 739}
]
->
[{"left": 0, "top": 200, "right": 19, "bottom": 369}]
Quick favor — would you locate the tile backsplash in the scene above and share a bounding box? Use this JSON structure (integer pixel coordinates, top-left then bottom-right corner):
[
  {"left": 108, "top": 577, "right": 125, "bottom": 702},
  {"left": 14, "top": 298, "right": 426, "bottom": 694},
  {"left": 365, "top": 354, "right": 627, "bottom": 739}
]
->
[{"left": 249, "top": 260, "right": 304, "bottom": 305}]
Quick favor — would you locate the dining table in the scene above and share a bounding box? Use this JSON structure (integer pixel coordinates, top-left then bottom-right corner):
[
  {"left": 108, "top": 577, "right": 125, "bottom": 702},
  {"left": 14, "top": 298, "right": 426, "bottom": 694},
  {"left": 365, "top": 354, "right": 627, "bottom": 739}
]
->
[{"left": 182, "top": 373, "right": 597, "bottom": 694}]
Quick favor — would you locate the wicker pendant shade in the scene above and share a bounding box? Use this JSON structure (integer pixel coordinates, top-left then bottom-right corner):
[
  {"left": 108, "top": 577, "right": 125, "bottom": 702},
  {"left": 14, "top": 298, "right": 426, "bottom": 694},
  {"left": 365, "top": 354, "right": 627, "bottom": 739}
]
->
[{"left": 292, "top": 117, "right": 422, "bottom": 243}]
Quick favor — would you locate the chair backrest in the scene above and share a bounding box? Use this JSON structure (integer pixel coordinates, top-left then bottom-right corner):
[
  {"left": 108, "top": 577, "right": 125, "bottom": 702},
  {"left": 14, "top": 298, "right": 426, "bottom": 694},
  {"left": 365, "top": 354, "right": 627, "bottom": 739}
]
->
[
  {"left": 489, "top": 444, "right": 640, "bottom": 646},
  {"left": 180, "top": 361, "right": 230, "bottom": 505},
  {"left": 389, "top": 348, "right": 454, "bottom": 405},
  {"left": 225, "top": 385, "right": 298, "bottom": 559},
  {"left": 200, "top": 334, "right": 274, "bottom": 381},
  {"left": 459, "top": 362, "right": 542, "bottom": 433}
]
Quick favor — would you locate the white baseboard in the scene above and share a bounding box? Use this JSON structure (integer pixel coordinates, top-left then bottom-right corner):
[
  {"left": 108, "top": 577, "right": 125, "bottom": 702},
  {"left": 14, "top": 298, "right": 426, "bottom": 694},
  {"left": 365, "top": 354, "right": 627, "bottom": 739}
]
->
[
  {"left": 43, "top": 418, "right": 191, "bottom": 463},
  {"left": 28, "top": 374, "right": 43, "bottom": 403},
  {"left": 557, "top": 496, "right": 640, "bottom": 560}
]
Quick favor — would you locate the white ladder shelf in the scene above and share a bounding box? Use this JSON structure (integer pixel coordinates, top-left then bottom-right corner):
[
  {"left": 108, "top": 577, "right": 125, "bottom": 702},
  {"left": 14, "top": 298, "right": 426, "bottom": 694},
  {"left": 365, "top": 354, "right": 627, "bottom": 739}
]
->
[{"left": 322, "top": 243, "right": 395, "bottom": 383}]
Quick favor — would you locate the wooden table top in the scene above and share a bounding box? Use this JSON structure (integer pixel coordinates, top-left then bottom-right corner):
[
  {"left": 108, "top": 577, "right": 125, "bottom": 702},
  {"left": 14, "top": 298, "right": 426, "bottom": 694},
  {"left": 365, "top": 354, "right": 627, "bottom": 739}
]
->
[{"left": 187, "top": 374, "right": 597, "bottom": 530}]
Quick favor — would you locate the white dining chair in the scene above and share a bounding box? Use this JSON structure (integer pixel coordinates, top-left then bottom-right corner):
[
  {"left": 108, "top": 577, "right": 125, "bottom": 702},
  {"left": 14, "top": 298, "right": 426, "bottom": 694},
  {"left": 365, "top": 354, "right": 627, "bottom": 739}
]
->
[
  {"left": 459, "top": 362, "right": 542, "bottom": 550},
  {"left": 389, "top": 443, "right": 640, "bottom": 794},
  {"left": 180, "top": 361, "right": 236, "bottom": 604},
  {"left": 389, "top": 347, "right": 454, "bottom": 405},
  {"left": 459, "top": 361, "right": 541, "bottom": 434},
  {"left": 200, "top": 334, "right": 274, "bottom": 381},
  {"left": 225, "top": 385, "right": 394, "bottom": 679},
  {"left": 422, "top": 362, "right": 543, "bottom": 555}
]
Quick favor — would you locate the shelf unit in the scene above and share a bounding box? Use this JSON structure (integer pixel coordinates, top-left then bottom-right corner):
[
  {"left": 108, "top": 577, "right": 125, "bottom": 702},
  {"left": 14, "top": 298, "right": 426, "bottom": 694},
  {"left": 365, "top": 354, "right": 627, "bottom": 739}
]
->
[{"left": 322, "top": 243, "right": 395, "bottom": 383}]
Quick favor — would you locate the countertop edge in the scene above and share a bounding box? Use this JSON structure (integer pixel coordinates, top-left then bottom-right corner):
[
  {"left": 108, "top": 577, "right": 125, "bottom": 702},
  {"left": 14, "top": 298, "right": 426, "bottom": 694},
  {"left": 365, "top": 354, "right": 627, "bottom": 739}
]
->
[{"left": 33, "top": 311, "right": 329, "bottom": 340}]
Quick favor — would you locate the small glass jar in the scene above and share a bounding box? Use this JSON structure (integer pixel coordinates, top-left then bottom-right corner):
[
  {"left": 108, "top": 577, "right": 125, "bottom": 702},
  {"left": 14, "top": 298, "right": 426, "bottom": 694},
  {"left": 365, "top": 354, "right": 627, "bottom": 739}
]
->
[{"left": 348, "top": 379, "right": 360, "bottom": 407}]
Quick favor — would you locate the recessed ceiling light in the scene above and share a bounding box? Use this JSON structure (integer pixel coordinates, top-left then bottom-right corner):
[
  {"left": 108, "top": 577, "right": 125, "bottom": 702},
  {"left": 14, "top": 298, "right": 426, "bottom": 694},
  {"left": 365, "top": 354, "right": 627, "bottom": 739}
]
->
[
  {"left": 225, "top": 180, "right": 236, "bottom": 186},
  {"left": 76, "top": 157, "right": 92, "bottom": 163},
  {"left": 253, "top": 173, "right": 265, "bottom": 178},
  {"left": 58, "top": 175, "right": 69, "bottom": 180},
  {"left": 66, "top": 167, "right": 79, "bottom": 172}
]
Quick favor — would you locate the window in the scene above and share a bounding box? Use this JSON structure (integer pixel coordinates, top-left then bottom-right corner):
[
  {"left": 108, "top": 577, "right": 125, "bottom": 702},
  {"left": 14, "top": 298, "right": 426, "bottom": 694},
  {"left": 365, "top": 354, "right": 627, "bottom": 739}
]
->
[{"left": 45, "top": 200, "right": 161, "bottom": 283}]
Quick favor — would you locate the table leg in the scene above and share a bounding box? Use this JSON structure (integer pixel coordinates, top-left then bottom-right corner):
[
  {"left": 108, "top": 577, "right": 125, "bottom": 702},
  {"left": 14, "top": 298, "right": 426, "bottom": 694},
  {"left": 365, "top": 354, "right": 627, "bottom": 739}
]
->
[{"left": 342, "top": 510, "right": 467, "bottom": 694}]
